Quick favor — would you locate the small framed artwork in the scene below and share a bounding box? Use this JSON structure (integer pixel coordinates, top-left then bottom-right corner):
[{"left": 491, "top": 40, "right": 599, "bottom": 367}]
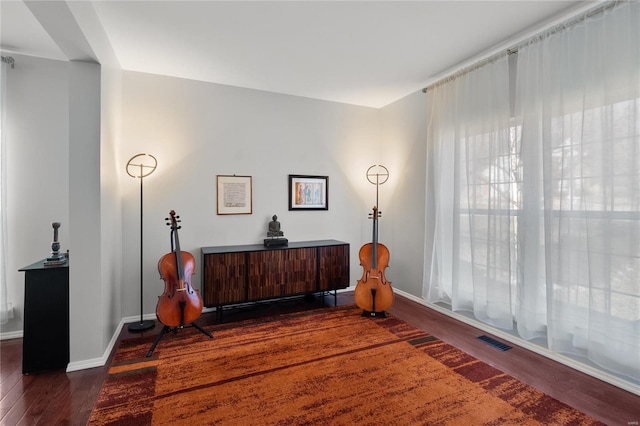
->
[
  {"left": 288, "top": 174, "right": 328, "bottom": 211},
  {"left": 217, "top": 175, "right": 252, "bottom": 215}
]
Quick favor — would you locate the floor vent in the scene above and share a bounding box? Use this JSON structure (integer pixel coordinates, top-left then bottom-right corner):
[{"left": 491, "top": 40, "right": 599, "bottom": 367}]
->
[{"left": 477, "top": 335, "right": 512, "bottom": 351}]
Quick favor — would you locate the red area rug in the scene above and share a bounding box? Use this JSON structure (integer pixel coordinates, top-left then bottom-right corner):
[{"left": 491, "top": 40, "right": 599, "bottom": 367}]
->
[{"left": 89, "top": 305, "right": 602, "bottom": 425}]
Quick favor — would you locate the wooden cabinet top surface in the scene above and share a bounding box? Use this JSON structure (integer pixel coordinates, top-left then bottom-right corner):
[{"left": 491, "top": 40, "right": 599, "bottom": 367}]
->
[{"left": 201, "top": 239, "right": 348, "bottom": 255}]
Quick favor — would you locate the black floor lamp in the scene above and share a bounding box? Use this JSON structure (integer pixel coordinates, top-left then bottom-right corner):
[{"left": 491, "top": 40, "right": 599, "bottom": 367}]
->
[{"left": 126, "top": 153, "right": 158, "bottom": 332}]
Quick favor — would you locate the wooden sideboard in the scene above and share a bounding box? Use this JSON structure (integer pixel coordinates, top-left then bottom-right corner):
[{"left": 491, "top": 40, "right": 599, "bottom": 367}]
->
[{"left": 201, "top": 240, "right": 349, "bottom": 311}]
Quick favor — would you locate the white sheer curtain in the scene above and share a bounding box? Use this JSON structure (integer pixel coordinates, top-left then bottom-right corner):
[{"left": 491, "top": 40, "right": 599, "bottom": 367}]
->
[
  {"left": 515, "top": 1, "right": 639, "bottom": 379},
  {"left": 424, "top": 54, "right": 516, "bottom": 330},
  {"left": 0, "top": 58, "right": 9, "bottom": 325},
  {"left": 424, "top": 1, "right": 639, "bottom": 381}
]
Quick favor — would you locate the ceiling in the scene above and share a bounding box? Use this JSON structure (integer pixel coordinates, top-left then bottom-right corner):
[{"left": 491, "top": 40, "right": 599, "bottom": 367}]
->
[{"left": 1, "top": 1, "right": 592, "bottom": 108}]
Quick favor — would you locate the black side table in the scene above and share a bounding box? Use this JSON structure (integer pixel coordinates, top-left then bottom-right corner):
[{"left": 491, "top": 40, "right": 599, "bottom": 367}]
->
[{"left": 19, "top": 259, "right": 69, "bottom": 374}]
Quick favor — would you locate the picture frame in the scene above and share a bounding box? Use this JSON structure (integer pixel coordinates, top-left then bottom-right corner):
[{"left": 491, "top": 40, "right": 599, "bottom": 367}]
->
[
  {"left": 288, "top": 175, "right": 328, "bottom": 211},
  {"left": 217, "top": 175, "right": 252, "bottom": 215}
]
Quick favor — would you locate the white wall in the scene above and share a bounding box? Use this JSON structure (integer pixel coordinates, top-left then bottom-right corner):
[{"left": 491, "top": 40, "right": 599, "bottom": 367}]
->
[
  {"left": 68, "top": 61, "right": 102, "bottom": 363},
  {"left": 100, "top": 63, "right": 123, "bottom": 353},
  {"left": 2, "top": 54, "right": 69, "bottom": 335},
  {"left": 119, "top": 71, "right": 385, "bottom": 318},
  {"left": 380, "top": 90, "right": 428, "bottom": 297},
  {"left": 1, "top": 55, "right": 109, "bottom": 367}
]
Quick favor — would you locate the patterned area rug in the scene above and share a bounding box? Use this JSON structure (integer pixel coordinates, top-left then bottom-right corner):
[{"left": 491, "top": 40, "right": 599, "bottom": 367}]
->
[{"left": 89, "top": 305, "right": 602, "bottom": 425}]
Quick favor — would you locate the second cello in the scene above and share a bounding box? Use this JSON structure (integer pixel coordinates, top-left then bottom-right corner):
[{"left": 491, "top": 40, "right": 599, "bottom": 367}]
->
[{"left": 354, "top": 206, "right": 393, "bottom": 317}]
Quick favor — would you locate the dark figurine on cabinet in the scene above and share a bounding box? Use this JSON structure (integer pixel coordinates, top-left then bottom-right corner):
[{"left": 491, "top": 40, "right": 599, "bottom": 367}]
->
[{"left": 264, "top": 214, "right": 288, "bottom": 247}]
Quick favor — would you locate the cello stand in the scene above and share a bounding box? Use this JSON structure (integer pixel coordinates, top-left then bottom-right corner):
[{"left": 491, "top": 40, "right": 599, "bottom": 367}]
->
[
  {"left": 360, "top": 288, "right": 387, "bottom": 318},
  {"left": 146, "top": 321, "right": 213, "bottom": 358},
  {"left": 147, "top": 302, "right": 213, "bottom": 358},
  {"left": 362, "top": 310, "right": 387, "bottom": 318}
]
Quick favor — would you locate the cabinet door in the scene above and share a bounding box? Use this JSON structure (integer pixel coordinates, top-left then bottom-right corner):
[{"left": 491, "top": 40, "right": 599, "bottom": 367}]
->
[
  {"left": 23, "top": 267, "right": 69, "bottom": 374},
  {"left": 203, "top": 252, "right": 247, "bottom": 307},
  {"left": 248, "top": 248, "right": 317, "bottom": 300},
  {"left": 284, "top": 247, "right": 317, "bottom": 295},
  {"left": 318, "top": 244, "right": 350, "bottom": 291}
]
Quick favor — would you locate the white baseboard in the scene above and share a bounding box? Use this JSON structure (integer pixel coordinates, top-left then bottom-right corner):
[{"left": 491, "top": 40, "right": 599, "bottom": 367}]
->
[
  {"left": 66, "top": 315, "right": 130, "bottom": 372},
  {"left": 0, "top": 330, "right": 23, "bottom": 340},
  {"left": 65, "top": 309, "right": 218, "bottom": 372}
]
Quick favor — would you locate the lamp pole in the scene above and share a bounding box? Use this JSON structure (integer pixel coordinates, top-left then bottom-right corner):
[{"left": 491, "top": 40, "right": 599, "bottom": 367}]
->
[{"left": 126, "top": 153, "right": 157, "bottom": 332}]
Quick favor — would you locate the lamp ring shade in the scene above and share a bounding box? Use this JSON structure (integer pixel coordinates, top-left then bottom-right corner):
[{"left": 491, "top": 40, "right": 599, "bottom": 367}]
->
[{"left": 126, "top": 153, "right": 158, "bottom": 179}]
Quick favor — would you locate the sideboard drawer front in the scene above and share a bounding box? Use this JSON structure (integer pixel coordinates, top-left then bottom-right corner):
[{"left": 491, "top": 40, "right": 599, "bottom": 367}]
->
[
  {"left": 248, "top": 249, "right": 287, "bottom": 300},
  {"left": 284, "top": 247, "right": 317, "bottom": 295},
  {"left": 203, "top": 252, "right": 246, "bottom": 306},
  {"left": 318, "top": 245, "right": 350, "bottom": 291}
]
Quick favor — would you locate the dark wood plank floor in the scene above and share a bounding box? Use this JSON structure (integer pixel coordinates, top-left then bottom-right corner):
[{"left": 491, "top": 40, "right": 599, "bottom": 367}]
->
[{"left": 1, "top": 292, "right": 639, "bottom": 425}]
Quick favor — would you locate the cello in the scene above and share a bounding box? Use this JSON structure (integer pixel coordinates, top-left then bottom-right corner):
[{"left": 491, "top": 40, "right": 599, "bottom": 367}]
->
[
  {"left": 147, "top": 210, "right": 212, "bottom": 357},
  {"left": 354, "top": 206, "right": 394, "bottom": 316},
  {"left": 155, "top": 210, "right": 203, "bottom": 327}
]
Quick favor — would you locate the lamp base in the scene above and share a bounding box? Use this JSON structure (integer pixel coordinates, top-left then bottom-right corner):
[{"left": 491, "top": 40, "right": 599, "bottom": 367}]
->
[{"left": 128, "top": 319, "right": 155, "bottom": 332}]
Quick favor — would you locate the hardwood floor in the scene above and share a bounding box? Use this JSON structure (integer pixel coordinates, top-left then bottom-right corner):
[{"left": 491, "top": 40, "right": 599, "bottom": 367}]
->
[{"left": 1, "top": 292, "right": 638, "bottom": 425}]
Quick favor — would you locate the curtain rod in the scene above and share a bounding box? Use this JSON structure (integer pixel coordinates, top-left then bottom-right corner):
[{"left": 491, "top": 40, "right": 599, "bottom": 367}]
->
[
  {"left": 422, "top": 0, "right": 619, "bottom": 93},
  {"left": 1, "top": 56, "right": 15, "bottom": 69}
]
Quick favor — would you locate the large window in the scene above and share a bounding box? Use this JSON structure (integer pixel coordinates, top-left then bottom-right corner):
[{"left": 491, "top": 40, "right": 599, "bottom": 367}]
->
[{"left": 424, "top": 1, "right": 639, "bottom": 382}]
